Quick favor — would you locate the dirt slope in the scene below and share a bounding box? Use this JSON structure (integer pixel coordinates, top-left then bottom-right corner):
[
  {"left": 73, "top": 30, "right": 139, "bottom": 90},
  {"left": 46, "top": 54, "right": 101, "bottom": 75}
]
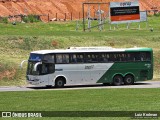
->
[{"left": 0, "top": 0, "right": 160, "bottom": 20}]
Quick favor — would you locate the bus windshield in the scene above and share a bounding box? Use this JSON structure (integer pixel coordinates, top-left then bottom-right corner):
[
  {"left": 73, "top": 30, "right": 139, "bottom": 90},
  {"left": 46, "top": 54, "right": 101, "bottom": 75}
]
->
[
  {"left": 29, "top": 54, "right": 42, "bottom": 61},
  {"left": 27, "top": 62, "right": 40, "bottom": 75}
]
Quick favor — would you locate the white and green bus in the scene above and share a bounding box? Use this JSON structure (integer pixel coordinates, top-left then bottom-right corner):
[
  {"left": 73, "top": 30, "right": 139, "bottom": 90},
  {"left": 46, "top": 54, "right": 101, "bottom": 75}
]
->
[{"left": 21, "top": 47, "right": 153, "bottom": 87}]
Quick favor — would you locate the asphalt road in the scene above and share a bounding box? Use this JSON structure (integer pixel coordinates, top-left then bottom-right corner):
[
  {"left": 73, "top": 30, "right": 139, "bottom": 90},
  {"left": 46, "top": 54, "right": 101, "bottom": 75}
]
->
[{"left": 0, "top": 81, "right": 160, "bottom": 92}]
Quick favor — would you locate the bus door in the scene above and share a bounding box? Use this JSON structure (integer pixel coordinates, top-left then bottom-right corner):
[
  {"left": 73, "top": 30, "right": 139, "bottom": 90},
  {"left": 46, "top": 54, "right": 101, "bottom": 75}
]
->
[
  {"left": 43, "top": 54, "right": 55, "bottom": 85},
  {"left": 33, "top": 62, "right": 55, "bottom": 85},
  {"left": 41, "top": 63, "right": 55, "bottom": 85}
]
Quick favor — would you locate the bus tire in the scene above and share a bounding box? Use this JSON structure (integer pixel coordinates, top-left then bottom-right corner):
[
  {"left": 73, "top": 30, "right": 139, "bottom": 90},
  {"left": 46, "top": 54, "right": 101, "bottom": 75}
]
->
[
  {"left": 55, "top": 78, "right": 65, "bottom": 88},
  {"left": 113, "top": 75, "right": 123, "bottom": 86},
  {"left": 124, "top": 75, "right": 134, "bottom": 85}
]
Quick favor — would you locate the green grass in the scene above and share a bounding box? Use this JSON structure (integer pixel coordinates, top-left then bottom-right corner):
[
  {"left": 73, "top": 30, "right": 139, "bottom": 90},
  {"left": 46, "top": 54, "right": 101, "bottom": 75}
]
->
[
  {"left": 1, "top": 89, "right": 159, "bottom": 111},
  {"left": 0, "top": 89, "right": 160, "bottom": 119},
  {"left": 0, "top": 16, "right": 160, "bottom": 85}
]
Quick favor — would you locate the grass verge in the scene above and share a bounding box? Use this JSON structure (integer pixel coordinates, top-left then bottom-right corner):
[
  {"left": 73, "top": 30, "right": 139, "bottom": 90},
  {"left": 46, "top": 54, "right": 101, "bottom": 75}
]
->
[{"left": 0, "top": 88, "right": 159, "bottom": 119}]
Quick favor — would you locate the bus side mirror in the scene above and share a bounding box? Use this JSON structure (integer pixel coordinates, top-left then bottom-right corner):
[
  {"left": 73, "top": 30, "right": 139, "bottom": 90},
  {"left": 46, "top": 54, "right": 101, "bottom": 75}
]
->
[
  {"left": 20, "top": 60, "right": 28, "bottom": 69},
  {"left": 33, "top": 62, "right": 42, "bottom": 71}
]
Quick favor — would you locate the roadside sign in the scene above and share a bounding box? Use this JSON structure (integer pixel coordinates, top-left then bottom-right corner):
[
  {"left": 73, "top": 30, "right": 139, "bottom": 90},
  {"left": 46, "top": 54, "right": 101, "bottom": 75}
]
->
[{"left": 110, "top": 1, "right": 140, "bottom": 24}]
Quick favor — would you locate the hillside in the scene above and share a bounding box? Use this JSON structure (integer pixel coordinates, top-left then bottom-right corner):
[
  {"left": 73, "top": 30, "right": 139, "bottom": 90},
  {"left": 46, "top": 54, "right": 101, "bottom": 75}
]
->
[
  {"left": 0, "top": 0, "right": 160, "bottom": 21},
  {"left": 0, "top": 16, "right": 160, "bottom": 86}
]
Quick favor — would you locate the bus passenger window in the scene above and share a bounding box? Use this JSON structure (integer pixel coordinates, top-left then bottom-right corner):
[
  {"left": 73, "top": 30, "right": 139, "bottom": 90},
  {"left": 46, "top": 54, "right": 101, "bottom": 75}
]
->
[
  {"left": 86, "top": 54, "right": 92, "bottom": 62},
  {"left": 140, "top": 52, "right": 151, "bottom": 61},
  {"left": 56, "top": 54, "right": 69, "bottom": 64},
  {"left": 85, "top": 53, "right": 99, "bottom": 63},
  {"left": 56, "top": 54, "right": 63, "bottom": 63},
  {"left": 108, "top": 54, "right": 114, "bottom": 62},
  {"left": 70, "top": 54, "right": 77, "bottom": 63},
  {"left": 99, "top": 54, "right": 108, "bottom": 62},
  {"left": 44, "top": 54, "right": 54, "bottom": 63},
  {"left": 146, "top": 52, "right": 151, "bottom": 61},
  {"left": 77, "top": 54, "right": 84, "bottom": 63},
  {"left": 91, "top": 54, "right": 99, "bottom": 62},
  {"left": 134, "top": 53, "right": 141, "bottom": 61},
  {"left": 121, "top": 53, "right": 126, "bottom": 61},
  {"left": 50, "top": 55, "right": 55, "bottom": 63},
  {"left": 141, "top": 53, "right": 146, "bottom": 61},
  {"left": 127, "top": 53, "right": 135, "bottom": 61},
  {"left": 62, "top": 54, "right": 69, "bottom": 63}
]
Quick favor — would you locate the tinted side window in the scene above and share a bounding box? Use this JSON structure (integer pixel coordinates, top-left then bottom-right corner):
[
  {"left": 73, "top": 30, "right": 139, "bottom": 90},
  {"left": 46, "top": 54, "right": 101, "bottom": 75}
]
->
[
  {"left": 134, "top": 52, "right": 141, "bottom": 61},
  {"left": 43, "top": 54, "right": 55, "bottom": 63},
  {"left": 113, "top": 53, "right": 125, "bottom": 62},
  {"left": 98, "top": 52, "right": 151, "bottom": 63},
  {"left": 70, "top": 53, "right": 84, "bottom": 63},
  {"left": 85, "top": 53, "right": 99, "bottom": 63},
  {"left": 140, "top": 52, "right": 151, "bottom": 61},
  {"left": 99, "top": 53, "right": 109, "bottom": 62},
  {"left": 125, "top": 52, "right": 151, "bottom": 62},
  {"left": 99, "top": 52, "right": 142, "bottom": 62},
  {"left": 56, "top": 54, "right": 69, "bottom": 64}
]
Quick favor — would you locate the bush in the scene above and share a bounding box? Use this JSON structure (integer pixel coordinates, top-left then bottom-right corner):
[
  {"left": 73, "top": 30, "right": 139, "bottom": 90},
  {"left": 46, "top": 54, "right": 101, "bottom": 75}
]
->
[
  {"left": 22, "top": 14, "right": 41, "bottom": 23},
  {"left": 1, "top": 17, "right": 8, "bottom": 24},
  {"left": 154, "top": 12, "right": 160, "bottom": 17},
  {"left": 147, "top": 14, "right": 153, "bottom": 17}
]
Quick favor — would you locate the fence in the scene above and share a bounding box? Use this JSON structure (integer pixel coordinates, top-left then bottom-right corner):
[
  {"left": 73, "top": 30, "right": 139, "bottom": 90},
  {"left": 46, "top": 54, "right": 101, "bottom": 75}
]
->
[
  {"left": 0, "top": 10, "right": 159, "bottom": 23},
  {"left": 0, "top": 12, "right": 92, "bottom": 23},
  {"left": 46, "top": 12, "right": 95, "bottom": 22}
]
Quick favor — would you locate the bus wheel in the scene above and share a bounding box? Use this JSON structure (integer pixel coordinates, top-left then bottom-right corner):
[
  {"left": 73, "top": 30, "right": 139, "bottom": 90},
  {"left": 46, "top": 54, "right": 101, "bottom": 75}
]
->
[
  {"left": 55, "top": 78, "right": 65, "bottom": 88},
  {"left": 113, "top": 75, "right": 123, "bottom": 86},
  {"left": 124, "top": 75, "right": 134, "bottom": 85}
]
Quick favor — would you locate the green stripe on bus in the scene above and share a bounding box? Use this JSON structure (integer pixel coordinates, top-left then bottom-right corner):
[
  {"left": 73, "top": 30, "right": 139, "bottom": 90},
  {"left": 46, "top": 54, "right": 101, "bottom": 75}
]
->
[{"left": 97, "top": 62, "right": 153, "bottom": 83}]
